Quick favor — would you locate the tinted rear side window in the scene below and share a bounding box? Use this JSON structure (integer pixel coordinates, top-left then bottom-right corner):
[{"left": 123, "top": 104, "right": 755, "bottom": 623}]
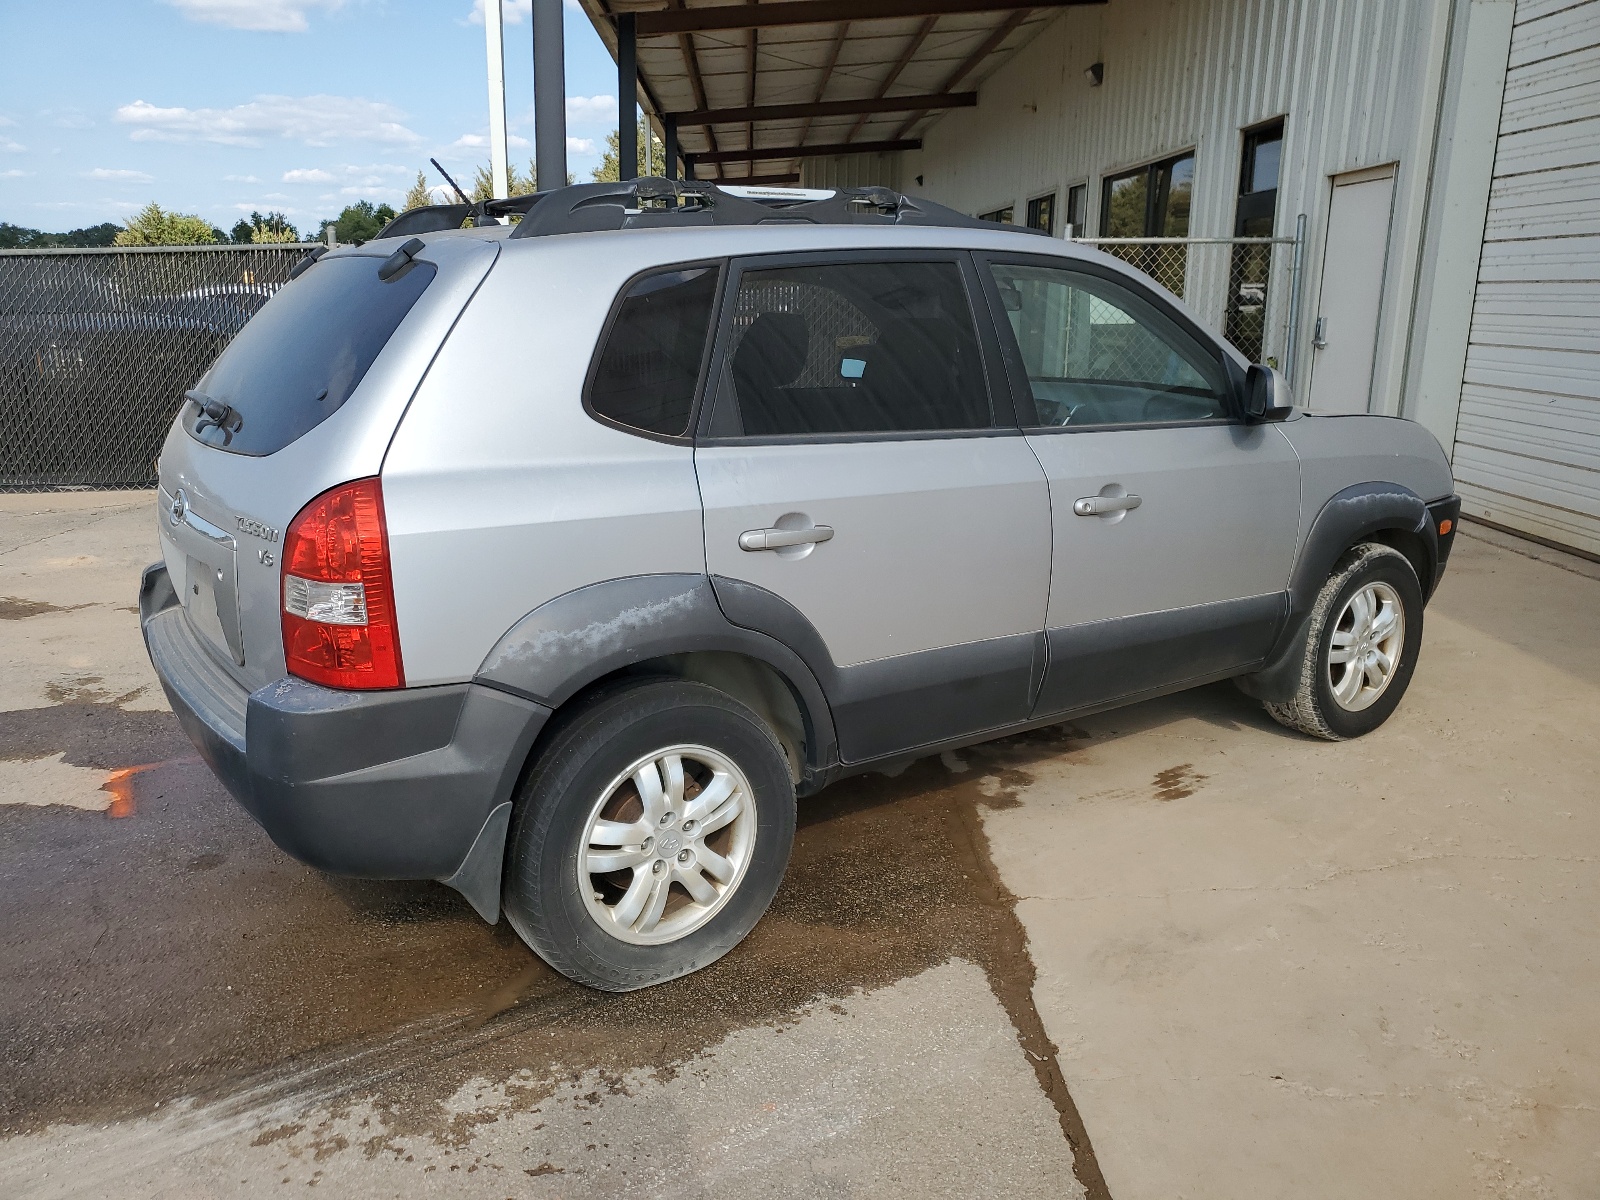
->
[
  {"left": 588, "top": 266, "right": 720, "bottom": 438},
  {"left": 714, "top": 260, "right": 991, "bottom": 437},
  {"left": 186, "top": 254, "right": 435, "bottom": 456}
]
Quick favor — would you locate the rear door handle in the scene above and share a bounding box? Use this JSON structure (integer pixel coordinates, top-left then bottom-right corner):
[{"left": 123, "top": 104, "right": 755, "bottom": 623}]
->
[
  {"left": 739, "top": 525, "right": 835, "bottom": 551},
  {"left": 1073, "top": 494, "right": 1142, "bottom": 517}
]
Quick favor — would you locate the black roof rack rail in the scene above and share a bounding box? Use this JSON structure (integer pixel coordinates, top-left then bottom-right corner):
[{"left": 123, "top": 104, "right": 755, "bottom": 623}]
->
[
  {"left": 373, "top": 192, "right": 546, "bottom": 240},
  {"left": 500, "top": 178, "right": 1041, "bottom": 239},
  {"left": 374, "top": 179, "right": 1046, "bottom": 242}
]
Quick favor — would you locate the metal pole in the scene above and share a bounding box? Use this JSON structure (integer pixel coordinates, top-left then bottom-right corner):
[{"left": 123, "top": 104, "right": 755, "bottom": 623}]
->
[
  {"left": 618, "top": 13, "right": 637, "bottom": 182},
  {"left": 664, "top": 115, "right": 679, "bottom": 181},
  {"left": 532, "top": 0, "right": 567, "bottom": 190},
  {"left": 484, "top": 0, "right": 509, "bottom": 200},
  {"left": 1284, "top": 212, "right": 1308, "bottom": 384}
]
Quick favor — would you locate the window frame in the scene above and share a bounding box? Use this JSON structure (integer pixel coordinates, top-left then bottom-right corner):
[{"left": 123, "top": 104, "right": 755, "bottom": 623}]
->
[
  {"left": 581, "top": 257, "right": 728, "bottom": 445},
  {"left": 1064, "top": 182, "right": 1088, "bottom": 238},
  {"left": 1025, "top": 192, "right": 1057, "bottom": 236},
  {"left": 978, "top": 206, "right": 1016, "bottom": 225},
  {"left": 1099, "top": 149, "right": 1197, "bottom": 238},
  {"left": 693, "top": 248, "right": 1023, "bottom": 446},
  {"left": 973, "top": 251, "right": 1249, "bottom": 434}
]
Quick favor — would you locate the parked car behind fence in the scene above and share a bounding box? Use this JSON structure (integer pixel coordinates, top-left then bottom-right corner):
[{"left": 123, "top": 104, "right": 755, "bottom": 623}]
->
[{"left": 0, "top": 245, "right": 301, "bottom": 490}]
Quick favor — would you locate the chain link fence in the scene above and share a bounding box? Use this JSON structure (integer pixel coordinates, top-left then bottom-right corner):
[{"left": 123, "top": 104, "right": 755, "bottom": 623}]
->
[
  {"left": 1073, "top": 228, "right": 1305, "bottom": 376},
  {"left": 0, "top": 244, "right": 306, "bottom": 491}
]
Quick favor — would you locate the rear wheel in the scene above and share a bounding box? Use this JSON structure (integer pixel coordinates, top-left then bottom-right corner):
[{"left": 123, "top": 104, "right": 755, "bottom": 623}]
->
[
  {"left": 1265, "top": 542, "right": 1424, "bottom": 740},
  {"left": 503, "top": 678, "right": 795, "bottom": 991}
]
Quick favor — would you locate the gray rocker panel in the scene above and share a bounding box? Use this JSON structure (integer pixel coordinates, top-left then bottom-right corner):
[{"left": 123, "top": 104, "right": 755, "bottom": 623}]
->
[{"left": 1035, "top": 592, "right": 1287, "bottom": 718}]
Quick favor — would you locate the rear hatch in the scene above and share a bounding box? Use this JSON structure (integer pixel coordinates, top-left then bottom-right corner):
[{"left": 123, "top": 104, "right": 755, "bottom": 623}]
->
[{"left": 154, "top": 233, "right": 501, "bottom": 692}]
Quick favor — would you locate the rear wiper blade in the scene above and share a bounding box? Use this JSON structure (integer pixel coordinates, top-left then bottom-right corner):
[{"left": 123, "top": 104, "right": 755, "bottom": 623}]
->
[{"left": 187, "top": 388, "right": 242, "bottom": 436}]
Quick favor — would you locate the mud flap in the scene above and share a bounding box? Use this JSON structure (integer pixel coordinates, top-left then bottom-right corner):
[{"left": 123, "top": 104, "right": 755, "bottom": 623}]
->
[{"left": 440, "top": 801, "right": 513, "bottom": 924}]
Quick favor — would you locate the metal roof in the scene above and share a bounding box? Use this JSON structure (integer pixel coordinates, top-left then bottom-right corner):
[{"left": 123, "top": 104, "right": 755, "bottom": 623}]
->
[{"left": 574, "top": 1, "right": 1106, "bottom": 184}]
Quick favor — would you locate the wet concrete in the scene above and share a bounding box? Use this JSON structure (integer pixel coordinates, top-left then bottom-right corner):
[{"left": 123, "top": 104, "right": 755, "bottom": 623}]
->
[{"left": 0, "top": 706, "right": 1105, "bottom": 1190}]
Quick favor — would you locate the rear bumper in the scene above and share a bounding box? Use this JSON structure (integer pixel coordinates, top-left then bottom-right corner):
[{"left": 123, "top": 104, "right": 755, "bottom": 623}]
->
[{"left": 140, "top": 562, "right": 549, "bottom": 880}]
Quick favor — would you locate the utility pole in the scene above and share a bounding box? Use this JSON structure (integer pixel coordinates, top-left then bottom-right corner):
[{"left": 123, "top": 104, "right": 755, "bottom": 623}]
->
[
  {"left": 484, "top": 0, "right": 509, "bottom": 199},
  {"left": 533, "top": 0, "right": 567, "bottom": 190}
]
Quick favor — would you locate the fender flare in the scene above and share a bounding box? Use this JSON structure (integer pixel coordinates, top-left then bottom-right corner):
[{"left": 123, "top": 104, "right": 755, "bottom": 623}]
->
[
  {"left": 1236, "top": 482, "right": 1438, "bottom": 703},
  {"left": 474, "top": 573, "right": 838, "bottom": 771}
]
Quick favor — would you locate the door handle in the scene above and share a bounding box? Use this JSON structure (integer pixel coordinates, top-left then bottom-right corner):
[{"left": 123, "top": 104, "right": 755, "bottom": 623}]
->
[
  {"left": 739, "top": 524, "right": 835, "bottom": 551},
  {"left": 1073, "top": 494, "right": 1142, "bottom": 517}
]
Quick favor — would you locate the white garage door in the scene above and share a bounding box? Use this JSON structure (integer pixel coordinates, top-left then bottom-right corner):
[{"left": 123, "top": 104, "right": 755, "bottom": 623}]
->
[{"left": 1455, "top": 0, "right": 1600, "bottom": 557}]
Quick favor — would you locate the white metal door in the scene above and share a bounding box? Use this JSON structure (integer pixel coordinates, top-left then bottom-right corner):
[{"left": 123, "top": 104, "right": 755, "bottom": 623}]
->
[
  {"left": 1306, "top": 166, "right": 1397, "bottom": 414},
  {"left": 1453, "top": 0, "right": 1600, "bottom": 557}
]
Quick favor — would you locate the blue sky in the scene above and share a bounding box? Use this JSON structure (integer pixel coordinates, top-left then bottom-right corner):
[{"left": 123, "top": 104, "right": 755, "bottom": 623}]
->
[{"left": 0, "top": 0, "right": 623, "bottom": 234}]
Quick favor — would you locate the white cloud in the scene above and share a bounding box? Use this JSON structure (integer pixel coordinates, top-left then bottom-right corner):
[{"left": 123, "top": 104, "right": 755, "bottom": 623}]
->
[
  {"left": 508, "top": 133, "right": 530, "bottom": 149},
  {"left": 164, "top": 0, "right": 345, "bottom": 33},
  {"left": 84, "top": 167, "right": 154, "bottom": 182},
  {"left": 0, "top": 115, "right": 18, "bottom": 127},
  {"left": 1, "top": 168, "right": 32, "bottom": 178},
  {"left": 44, "top": 110, "right": 94, "bottom": 129},
  {"left": 567, "top": 136, "right": 597, "bottom": 155},
  {"left": 565, "top": 94, "right": 617, "bottom": 125},
  {"left": 283, "top": 167, "right": 334, "bottom": 182},
  {"left": 114, "top": 95, "right": 422, "bottom": 147},
  {"left": 467, "top": 0, "right": 531, "bottom": 27},
  {"left": 452, "top": 133, "right": 488, "bottom": 149},
  {"left": 224, "top": 173, "right": 260, "bottom": 182},
  {"left": 0, "top": 137, "right": 24, "bottom": 153},
  {"left": 231, "top": 201, "right": 304, "bottom": 215}
]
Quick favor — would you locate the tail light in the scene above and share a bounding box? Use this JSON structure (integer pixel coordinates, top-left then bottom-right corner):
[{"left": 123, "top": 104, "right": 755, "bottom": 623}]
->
[{"left": 281, "top": 477, "right": 404, "bottom": 689}]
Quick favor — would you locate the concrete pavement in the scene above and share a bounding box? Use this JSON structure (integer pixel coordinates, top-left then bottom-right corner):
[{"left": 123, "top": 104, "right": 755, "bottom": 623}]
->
[{"left": 1, "top": 489, "right": 1596, "bottom": 1198}]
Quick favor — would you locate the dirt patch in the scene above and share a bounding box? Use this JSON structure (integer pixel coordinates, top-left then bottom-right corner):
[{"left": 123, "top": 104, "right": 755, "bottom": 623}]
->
[
  {"left": 0, "top": 709, "right": 1114, "bottom": 1197},
  {"left": 0, "top": 596, "right": 88, "bottom": 620},
  {"left": 1153, "top": 763, "right": 1207, "bottom": 800}
]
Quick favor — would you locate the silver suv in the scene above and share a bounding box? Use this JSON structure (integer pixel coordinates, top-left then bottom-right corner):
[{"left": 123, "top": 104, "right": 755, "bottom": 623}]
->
[{"left": 141, "top": 181, "right": 1459, "bottom": 991}]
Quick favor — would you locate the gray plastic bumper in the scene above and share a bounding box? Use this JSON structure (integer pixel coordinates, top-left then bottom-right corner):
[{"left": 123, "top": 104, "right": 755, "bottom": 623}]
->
[{"left": 139, "top": 562, "right": 548, "bottom": 916}]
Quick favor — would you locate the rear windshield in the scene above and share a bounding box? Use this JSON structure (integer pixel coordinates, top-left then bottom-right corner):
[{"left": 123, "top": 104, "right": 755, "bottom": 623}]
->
[{"left": 185, "top": 253, "right": 436, "bottom": 456}]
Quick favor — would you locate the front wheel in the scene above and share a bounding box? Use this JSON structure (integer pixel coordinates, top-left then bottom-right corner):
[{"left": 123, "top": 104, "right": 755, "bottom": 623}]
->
[
  {"left": 1265, "top": 542, "right": 1424, "bottom": 740},
  {"left": 503, "top": 678, "right": 796, "bottom": 991}
]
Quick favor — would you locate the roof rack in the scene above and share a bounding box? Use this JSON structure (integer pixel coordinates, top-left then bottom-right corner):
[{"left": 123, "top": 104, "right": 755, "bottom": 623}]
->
[{"left": 373, "top": 179, "right": 1042, "bottom": 242}]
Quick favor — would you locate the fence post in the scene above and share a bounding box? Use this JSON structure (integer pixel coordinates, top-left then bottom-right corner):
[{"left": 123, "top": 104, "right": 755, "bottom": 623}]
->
[{"left": 1284, "top": 212, "right": 1307, "bottom": 388}]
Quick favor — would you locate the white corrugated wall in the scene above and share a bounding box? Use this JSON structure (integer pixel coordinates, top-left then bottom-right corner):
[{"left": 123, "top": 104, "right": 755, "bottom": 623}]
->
[
  {"left": 1454, "top": 0, "right": 1600, "bottom": 556},
  {"left": 816, "top": 0, "right": 1452, "bottom": 412}
]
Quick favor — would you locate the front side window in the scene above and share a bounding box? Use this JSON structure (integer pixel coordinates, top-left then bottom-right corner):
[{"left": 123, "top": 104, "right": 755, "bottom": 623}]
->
[
  {"left": 588, "top": 265, "right": 719, "bottom": 437},
  {"left": 714, "top": 260, "right": 992, "bottom": 437},
  {"left": 989, "top": 261, "right": 1230, "bottom": 428}
]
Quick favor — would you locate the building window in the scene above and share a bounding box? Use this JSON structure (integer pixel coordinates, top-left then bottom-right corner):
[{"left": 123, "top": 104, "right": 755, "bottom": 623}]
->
[
  {"left": 1100, "top": 152, "right": 1195, "bottom": 237},
  {"left": 1026, "top": 193, "right": 1056, "bottom": 235},
  {"left": 978, "top": 206, "right": 1015, "bottom": 224},
  {"left": 1065, "top": 183, "right": 1087, "bottom": 236},
  {"left": 1226, "top": 119, "right": 1285, "bottom": 364}
]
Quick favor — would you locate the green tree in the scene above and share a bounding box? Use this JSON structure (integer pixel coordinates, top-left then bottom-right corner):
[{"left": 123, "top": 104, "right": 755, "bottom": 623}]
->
[
  {"left": 249, "top": 211, "right": 299, "bottom": 243},
  {"left": 591, "top": 118, "right": 665, "bottom": 183},
  {"left": 2, "top": 221, "right": 131, "bottom": 248},
  {"left": 229, "top": 217, "right": 254, "bottom": 244},
  {"left": 319, "top": 200, "right": 398, "bottom": 245},
  {"left": 114, "top": 203, "right": 219, "bottom": 246},
  {"left": 403, "top": 170, "right": 432, "bottom": 211}
]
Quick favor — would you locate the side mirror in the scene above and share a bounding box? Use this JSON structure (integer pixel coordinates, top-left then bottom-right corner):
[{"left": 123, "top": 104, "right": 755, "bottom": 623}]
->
[{"left": 1244, "top": 363, "right": 1295, "bottom": 422}]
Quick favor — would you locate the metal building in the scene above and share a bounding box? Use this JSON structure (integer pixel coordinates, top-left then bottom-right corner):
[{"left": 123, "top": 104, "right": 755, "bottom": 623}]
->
[{"left": 582, "top": 0, "right": 1599, "bottom": 558}]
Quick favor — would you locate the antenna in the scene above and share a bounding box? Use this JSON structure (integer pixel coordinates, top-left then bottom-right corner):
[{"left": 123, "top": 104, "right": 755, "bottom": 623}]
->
[{"left": 430, "top": 158, "right": 471, "bottom": 205}]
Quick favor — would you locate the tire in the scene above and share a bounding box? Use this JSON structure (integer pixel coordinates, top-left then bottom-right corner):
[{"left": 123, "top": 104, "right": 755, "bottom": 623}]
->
[
  {"left": 503, "top": 677, "right": 796, "bottom": 991},
  {"left": 1265, "top": 542, "right": 1424, "bottom": 741}
]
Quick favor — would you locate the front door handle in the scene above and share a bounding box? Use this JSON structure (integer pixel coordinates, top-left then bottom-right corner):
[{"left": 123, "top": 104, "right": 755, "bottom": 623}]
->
[
  {"left": 1073, "top": 493, "right": 1142, "bottom": 517},
  {"left": 739, "top": 524, "right": 835, "bottom": 551}
]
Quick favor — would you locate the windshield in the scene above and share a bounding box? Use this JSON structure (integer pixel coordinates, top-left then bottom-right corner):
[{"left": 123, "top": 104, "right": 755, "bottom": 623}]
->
[{"left": 185, "top": 253, "right": 435, "bottom": 456}]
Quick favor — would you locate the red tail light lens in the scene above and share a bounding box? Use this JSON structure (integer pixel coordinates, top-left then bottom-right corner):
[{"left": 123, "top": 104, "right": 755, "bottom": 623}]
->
[{"left": 281, "top": 477, "right": 404, "bottom": 690}]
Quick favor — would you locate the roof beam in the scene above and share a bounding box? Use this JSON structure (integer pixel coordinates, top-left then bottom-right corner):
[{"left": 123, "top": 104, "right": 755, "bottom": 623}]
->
[
  {"left": 687, "top": 138, "right": 921, "bottom": 165},
  {"left": 674, "top": 92, "right": 977, "bottom": 126},
  {"left": 893, "top": 8, "right": 1027, "bottom": 138},
  {"left": 636, "top": 0, "right": 1104, "bottom": 37}
]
